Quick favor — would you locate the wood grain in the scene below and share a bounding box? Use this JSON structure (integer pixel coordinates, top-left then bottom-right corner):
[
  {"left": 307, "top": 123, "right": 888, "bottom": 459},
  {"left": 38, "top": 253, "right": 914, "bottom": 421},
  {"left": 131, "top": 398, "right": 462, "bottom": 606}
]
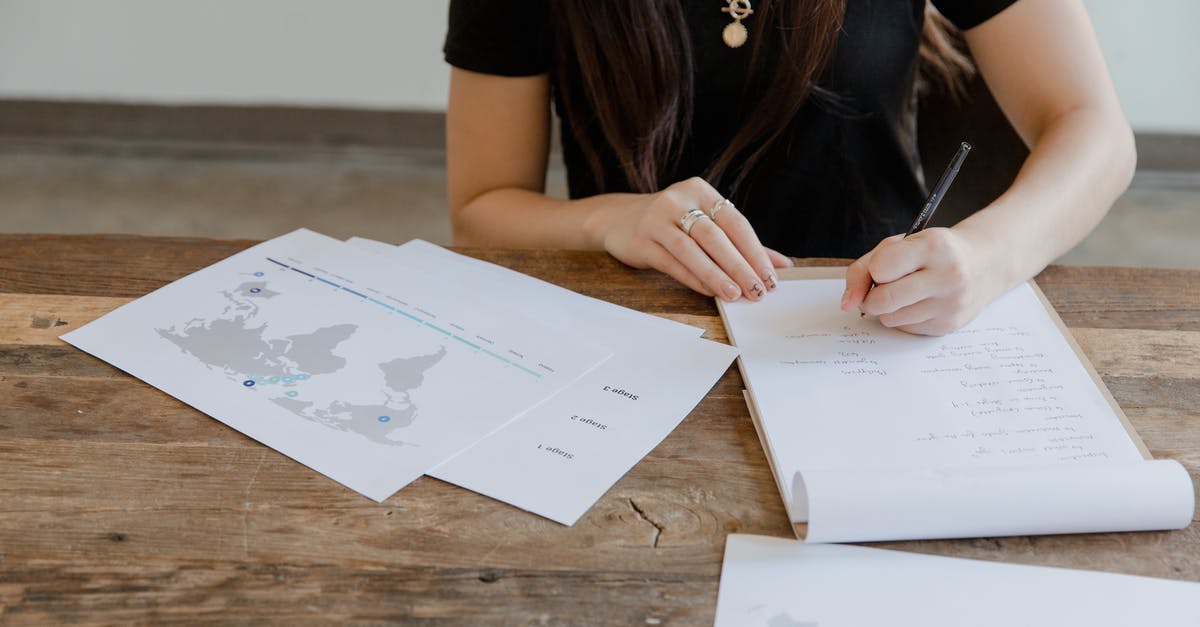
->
[
  {"left": 1, "top": 234, "right": 1198, "bottom": 624},
  {"left": 0, "top": 234, "right": 258, "bottom": 297},
  {"left": 0, "top": 294, "right": 131, "bottom": 346},
  {"left": 0, "top": 564, "right": 719, "bottom": 626},
  {"left": 1034, "top": 264, "right": 1200, "bottom": 331}
]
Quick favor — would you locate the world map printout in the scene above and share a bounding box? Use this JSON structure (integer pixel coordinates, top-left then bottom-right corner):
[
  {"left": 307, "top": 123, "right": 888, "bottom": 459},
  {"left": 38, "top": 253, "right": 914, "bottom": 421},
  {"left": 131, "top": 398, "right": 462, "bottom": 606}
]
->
[
  {"left": 155, "top": 277, "right": 447, "bottom": 447},
  {"left": 62, "top": 229, "right": 610, "bottom": 501}
]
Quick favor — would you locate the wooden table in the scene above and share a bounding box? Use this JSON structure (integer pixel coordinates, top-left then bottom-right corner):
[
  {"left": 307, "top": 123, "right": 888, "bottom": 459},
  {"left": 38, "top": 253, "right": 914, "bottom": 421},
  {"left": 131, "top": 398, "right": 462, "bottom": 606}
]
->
[{"left": 1, "top": 234, "right": 1197, "bottom": 624}]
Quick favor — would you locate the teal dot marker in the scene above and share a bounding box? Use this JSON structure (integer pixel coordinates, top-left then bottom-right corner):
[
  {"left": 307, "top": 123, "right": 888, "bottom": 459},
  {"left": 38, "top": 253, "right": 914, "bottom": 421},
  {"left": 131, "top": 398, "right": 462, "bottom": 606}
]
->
[
  {"left": 282, "top": 376, "right": 294, "bottom": 383},
  {"left": 286, "top": 391, "right": 299, "bottom": 398},
  {"left": 268, "top": 376, "right": 280, "bottom": 383},
  {"left": 296, "top": 374, "right": 309, "bottom": 381}
]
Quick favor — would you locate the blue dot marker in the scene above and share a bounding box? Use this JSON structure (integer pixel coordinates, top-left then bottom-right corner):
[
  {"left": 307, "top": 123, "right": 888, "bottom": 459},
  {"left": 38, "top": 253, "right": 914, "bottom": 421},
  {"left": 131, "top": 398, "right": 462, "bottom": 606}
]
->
[
  {"left": 377, "top": 415, "right": 391, "bottom": 423},
  {"left": 250, "top": 287, "right": 261, "bottom": 294},
  {"left": 242, "top": 380, "right": 255, "bottom": 387},
  {"left": 254, "top": 272, "right": 264, "bottom": 277}
]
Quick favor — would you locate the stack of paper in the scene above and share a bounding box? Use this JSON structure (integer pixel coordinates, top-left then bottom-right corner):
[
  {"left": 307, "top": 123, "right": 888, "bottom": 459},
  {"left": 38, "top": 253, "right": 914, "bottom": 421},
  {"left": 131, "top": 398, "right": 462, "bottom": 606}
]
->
[
  {"left": 348, "top": 237, "right": 739, "bottom": 524},
  {"left": 62, "top": 229, "right": 737, "bottom": 524}
]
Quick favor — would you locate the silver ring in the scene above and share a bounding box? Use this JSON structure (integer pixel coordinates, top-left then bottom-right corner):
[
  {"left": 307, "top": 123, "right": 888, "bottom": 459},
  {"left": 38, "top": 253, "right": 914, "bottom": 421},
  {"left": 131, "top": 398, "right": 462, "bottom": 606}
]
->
[
  {"left": 679, "top": 208, "right": 709, "bottom": 235},
  {"left": 709, "top": 198, "right": 733, "bottom": 221}
]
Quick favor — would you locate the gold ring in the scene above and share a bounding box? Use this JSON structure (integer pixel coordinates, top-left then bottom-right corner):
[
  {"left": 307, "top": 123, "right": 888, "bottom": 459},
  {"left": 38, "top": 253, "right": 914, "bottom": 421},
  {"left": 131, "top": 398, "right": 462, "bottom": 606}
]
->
[
  {"left": 709, "top": 198, "right": 733, "bottom": 221},
  {"left": 679, "top": 208, "right": 708, "bottom": 235}
]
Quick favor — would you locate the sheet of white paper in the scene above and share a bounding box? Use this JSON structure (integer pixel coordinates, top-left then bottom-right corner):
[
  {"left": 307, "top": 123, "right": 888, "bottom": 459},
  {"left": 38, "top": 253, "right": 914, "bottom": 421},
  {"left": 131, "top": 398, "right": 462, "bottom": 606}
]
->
[
  {"left": 347, "top": 237, "right": 703, "bottom": 339},
  {"left": 62, "top": 229, "right": 610, "bottom": 501},
  {"left": 715, "top": 534, "right": 1200, "bottom": 627},
  {"left": 347, "top": 237, "right": 738, "bottom": 525},
  {"left": 792, "top": 460, "right": 1194, "bottom": 543},
  {"left": 433, "top": 326, "right": 737, "bottom": 524},
  {"left": 721, "top": 280, "right": 1194, "bottom": 541}
]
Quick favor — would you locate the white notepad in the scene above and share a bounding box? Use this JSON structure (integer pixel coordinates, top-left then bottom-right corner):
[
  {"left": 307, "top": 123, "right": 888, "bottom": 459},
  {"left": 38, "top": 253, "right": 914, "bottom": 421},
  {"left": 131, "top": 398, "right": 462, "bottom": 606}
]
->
[{"left": 719, "top": 268, "right": 1194, "bottom": 543}]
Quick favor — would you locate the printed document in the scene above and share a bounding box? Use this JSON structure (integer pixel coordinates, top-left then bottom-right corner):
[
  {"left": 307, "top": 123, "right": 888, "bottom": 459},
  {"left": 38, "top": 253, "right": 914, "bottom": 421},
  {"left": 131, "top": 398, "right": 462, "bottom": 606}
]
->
[{"left": 62, "top": 229, "right": 610, "bottom": 501}]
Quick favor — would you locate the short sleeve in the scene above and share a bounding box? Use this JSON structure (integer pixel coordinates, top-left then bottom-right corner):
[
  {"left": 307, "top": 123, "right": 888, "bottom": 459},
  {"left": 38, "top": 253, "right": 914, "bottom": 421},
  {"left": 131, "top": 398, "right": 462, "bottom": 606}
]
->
[
  {"left": 444, "top": 0, "right": 551, "bottom": 77},
  {"left": 931, "top": 0, "right": 1020, "bottom": 30}
]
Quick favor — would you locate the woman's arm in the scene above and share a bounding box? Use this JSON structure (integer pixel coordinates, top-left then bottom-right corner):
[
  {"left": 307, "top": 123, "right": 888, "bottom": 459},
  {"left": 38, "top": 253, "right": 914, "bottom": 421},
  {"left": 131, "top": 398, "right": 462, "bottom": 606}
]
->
[
  {"left": 841, "top": 0, "right": 1135, "bottom": 335},
  {"left": 446, "top": 67, "right": 791, "bottom": 302}
]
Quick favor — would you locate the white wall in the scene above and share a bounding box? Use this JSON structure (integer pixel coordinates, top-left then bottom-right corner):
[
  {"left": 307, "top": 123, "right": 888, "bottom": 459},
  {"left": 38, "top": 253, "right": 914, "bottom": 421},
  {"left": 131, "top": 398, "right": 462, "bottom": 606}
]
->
[
  {"left": 0, "top": 0, "right": 1196, "bottom": 132},
  {"left": 1085, "top": 0, "right": 1200, "bottom": 134},
  {"left": 0, "top": 0, "right": 450, "bottom": 110}
]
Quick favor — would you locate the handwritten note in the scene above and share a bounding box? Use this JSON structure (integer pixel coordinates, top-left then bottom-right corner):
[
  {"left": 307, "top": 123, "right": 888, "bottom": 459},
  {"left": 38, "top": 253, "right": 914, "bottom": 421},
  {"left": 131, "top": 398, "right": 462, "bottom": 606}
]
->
[{"left": 722, "top": 277, "right": 1194, "bottom": 542}]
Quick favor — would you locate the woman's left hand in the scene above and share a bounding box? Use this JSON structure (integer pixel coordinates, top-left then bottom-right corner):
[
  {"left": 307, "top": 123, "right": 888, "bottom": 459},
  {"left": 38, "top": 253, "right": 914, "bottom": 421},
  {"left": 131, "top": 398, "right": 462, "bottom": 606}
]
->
[{"left": 839, "top": 227, "right": 1004, "bottom": 336}]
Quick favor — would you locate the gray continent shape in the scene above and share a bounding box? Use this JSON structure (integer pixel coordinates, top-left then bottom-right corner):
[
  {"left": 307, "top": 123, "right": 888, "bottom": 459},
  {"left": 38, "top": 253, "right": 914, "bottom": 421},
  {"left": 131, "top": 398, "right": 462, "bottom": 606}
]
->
[
  {"left": 270, "top": 345, "right": 448, "bottom": 446},
  {"left": 380, "top": 345, "right": 448, "bottom": 392},
  {"left": 272, "top": 396, "right": 416, "bottom": 446},
  {"left": 159, "top": 284, "right": 449, "bottom": 447},
  {"left": 157, "top": 315, "right": 356, "bottom": 380},
  {"left": 284, "top": 324, "right": 356, "bottom": 374}
]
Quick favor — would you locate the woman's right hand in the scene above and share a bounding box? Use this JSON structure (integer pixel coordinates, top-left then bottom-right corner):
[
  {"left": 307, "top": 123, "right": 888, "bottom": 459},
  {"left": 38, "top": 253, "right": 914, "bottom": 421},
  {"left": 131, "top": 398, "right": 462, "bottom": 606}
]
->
[{"left": 584, "top": 177, "right": 793, "bottom": 302}]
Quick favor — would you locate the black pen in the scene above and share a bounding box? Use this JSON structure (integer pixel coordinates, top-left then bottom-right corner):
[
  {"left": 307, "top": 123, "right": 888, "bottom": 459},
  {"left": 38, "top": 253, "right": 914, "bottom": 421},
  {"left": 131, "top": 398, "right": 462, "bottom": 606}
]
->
[
  {"left": 860, "top": 141, "right": 971, "bottom": 315},
  {"left": 906, "top": 141, "right": 971, "bottom": 236}
]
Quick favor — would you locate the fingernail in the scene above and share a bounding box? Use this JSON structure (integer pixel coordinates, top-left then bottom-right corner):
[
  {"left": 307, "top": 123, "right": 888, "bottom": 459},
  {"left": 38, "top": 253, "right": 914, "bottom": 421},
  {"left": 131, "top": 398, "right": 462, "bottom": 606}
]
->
[
  {"left": 749, "top": 283, "right": 764, "bottom": 300},
  {"left": 723, "top": 283, "right": 741, "bottom": 301},
  {"left": 840, "top": 290, "right": 850, "bottom": 308},
  {"left": 763, "top": 269, "right": 778, "bottom": 290}
]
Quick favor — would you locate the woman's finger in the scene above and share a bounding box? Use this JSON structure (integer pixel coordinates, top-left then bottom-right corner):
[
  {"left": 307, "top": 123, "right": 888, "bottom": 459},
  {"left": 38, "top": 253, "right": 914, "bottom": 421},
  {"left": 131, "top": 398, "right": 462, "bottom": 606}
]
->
[
  {"left": 709, "top": 201, "right": 779, "bottom": 290},
  {"left": 861, "top": 269, "right": 937, "bottom": 316},
  {"left": 658, "top": 228, "right": 743, "bottom": 302},
  {"left": 844, "top": 233, "right": 923, "bottom": 311},
  {"left": 864, "top": 234, "right": 922, "bottom": 284},
  {"left": 875, "top": 295, "right": 940, "bottom": 329},
  {"left": 645, "top": 241, "right": 714, "bottom": 297},
  {"left": 841, "top": 250, "right": 875, "bottom": 311},
  {"left": 895, "top": 316, "right": 961, "bottom": 337},
  {"left": 687, "top": 215, "right": 768, "bottom": 300}
]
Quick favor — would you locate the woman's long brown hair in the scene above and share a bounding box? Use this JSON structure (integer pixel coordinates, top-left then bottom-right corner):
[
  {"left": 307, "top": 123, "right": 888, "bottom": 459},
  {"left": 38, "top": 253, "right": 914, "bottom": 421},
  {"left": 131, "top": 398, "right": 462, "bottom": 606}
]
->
[{"left": 550, "top": 1, "right": 971, "bottom": 194}]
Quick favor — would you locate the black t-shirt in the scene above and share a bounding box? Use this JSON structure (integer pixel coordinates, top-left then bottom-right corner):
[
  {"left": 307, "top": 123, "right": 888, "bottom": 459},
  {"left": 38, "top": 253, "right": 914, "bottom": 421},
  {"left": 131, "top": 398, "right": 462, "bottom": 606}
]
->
[{"left": 445, "top": 0, "right": 1017, "bottom": 258}]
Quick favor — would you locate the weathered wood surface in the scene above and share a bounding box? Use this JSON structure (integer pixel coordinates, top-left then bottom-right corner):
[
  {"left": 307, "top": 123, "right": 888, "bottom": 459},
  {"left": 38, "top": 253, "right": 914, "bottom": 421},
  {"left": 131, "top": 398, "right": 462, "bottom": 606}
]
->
[{"left": 1, "top": 233, "right": 1198, "bottom": 624}]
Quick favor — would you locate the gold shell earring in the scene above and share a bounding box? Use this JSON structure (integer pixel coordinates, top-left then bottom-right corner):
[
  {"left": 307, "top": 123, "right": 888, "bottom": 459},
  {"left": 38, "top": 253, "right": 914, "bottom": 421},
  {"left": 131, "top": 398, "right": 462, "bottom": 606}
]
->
[{"left": 721, "top": 0, "right": 754, "bottom": 48}]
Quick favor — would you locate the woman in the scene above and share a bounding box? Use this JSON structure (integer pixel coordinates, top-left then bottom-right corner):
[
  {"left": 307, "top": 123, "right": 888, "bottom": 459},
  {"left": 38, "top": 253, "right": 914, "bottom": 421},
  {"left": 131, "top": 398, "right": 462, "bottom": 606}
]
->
[{"left": 443, "top": 0, "right": 1134, "bottom": 335}]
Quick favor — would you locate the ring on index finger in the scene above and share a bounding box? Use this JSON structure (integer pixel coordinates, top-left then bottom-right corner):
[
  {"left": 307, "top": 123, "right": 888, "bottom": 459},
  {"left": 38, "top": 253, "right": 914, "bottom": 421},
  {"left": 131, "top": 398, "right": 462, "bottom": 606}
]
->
[
  {"left": 679, "top": 208, "right": 709, "bottom": 236},
  {"left": 708, "top": 198, "right": 733, "bottom": 222}
]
